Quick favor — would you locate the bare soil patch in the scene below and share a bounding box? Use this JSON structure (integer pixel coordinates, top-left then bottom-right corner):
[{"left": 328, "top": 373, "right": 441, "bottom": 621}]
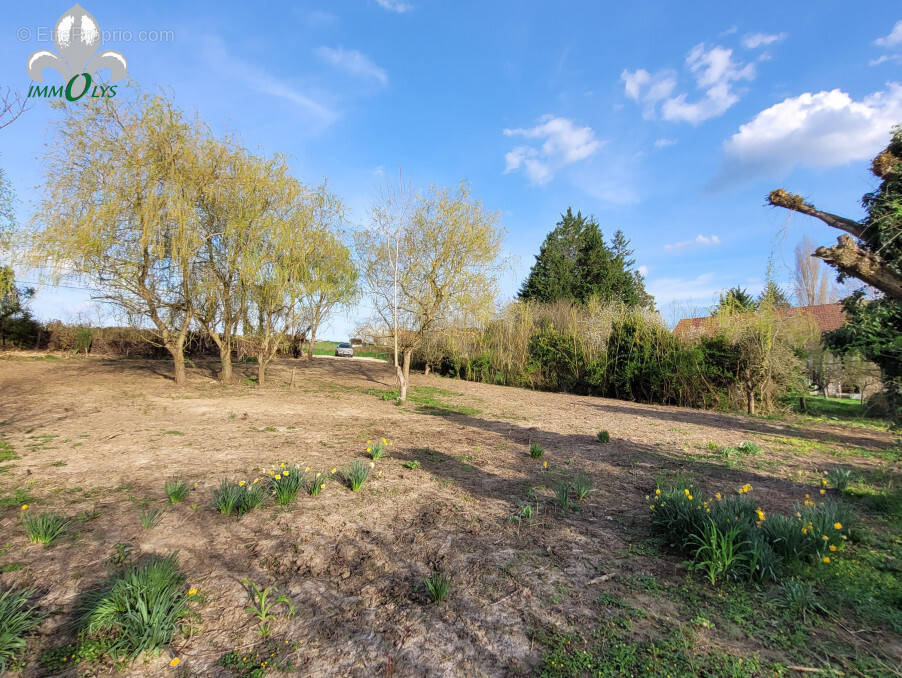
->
[{"left": 0, "top": 354, "right": 898, "bottom": 676}]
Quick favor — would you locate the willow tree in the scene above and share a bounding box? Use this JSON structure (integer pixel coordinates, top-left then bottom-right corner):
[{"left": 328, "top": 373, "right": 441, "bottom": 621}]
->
[
  {"left": 243, "top": 181, "right": 314, "bottom": 385},
  {"left": 302, "top": 185, "right": 357, "bottom": 359},
  {"left": 31, "top": 96, "right": 201, "bottom": 385},
  {"left": 190, "top": 139, "right": 296, "bottom": 383},
  {"left": 357, "top": 182, "right": 503, "bottom": 400}
]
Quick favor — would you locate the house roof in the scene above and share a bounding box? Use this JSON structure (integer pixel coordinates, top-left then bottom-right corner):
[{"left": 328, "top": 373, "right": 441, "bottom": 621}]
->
[{"left": 672, "top": 303, "right": 845, "bottom": 340}]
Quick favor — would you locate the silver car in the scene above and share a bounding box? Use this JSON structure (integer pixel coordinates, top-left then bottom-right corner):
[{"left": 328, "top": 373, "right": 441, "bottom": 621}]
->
[{"left": 335, "top": 342, "right": 354, "bottom": 357}]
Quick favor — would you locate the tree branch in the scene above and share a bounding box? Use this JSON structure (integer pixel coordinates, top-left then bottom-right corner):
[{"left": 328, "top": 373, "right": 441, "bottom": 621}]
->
[
  {"left": 768, "top": 189, "right": 866, "bottom": 239},
  {"left": 814, "top": 235, "right": 902, "bottom": 299}
]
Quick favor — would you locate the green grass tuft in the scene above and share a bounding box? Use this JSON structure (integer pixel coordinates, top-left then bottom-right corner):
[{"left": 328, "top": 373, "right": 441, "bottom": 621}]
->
[
  {"left": 22, "top": 511, "right": 69, "bottom": 545},
  {"left": 0, "top": 587, "right": 43, "bottom": 672},
  {"left": 78, "top": 555, "right": 189, "bottom": 660}
]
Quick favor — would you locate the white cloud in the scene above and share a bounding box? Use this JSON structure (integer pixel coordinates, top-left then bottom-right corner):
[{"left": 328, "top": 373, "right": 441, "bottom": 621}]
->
[
  {"left": 200, "top": 36, "right": 336, "bottom": 126},
  {"left": 623, "top": 44, "right": 755, "bottom": 124},
  {"left": 375, "top": 0, "right": 412, "bottom": 13},
  {"left": 875, "top": 20, "right": 902, "bottom": 47},
  {"left": 871, "top": 54, "right": 902, "bottom": 66},
  {"left": 714, "top": 83, "right": 902, "bottom": 186},
  {"left": 621, "top": 68, "right": 677, "bottom": 118},
  {"left": 665, "top": 234, "right": 721, "bottom": 251},
  {"left": 654, "top": 138, "right": 676, "bottom": 148},
  {"left": 637, "top": 265, "right": 649, "bottom": 276},
  {"left": 314, "top": 46, "right": 388, "bottom": 85},
  {"left": 742, "top": 32, "right": 787, "bottom": 49},
  {"left": 503, "top": 115, "right": 603, "bottom": 185}
]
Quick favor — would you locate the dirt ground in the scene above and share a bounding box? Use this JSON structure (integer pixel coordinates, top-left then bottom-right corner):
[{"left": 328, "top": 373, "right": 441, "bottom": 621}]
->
[{"left": 0, "top": 354, "right": 899, "bottom": 677}]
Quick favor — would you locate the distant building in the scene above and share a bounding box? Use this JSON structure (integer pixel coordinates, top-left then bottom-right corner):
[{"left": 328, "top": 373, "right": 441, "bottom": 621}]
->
[{"left": 673, "top": 303, "right": 846, "bottom": 341}]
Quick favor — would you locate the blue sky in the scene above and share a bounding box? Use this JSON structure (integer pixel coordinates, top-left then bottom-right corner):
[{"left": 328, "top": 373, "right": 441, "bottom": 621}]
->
[{"left": 2, "top": 1, "right": 901, "bottom": 338}]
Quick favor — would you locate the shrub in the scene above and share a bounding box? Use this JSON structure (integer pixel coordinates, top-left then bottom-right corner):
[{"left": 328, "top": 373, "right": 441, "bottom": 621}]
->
[
  {"left": 22, "top": 511, "right": 68, "bottom": 545},
  {"left": 164, "top": 479, "right": 189, "bottom": 504},
  {"left": 270, "top": 466, "right": 303, "bottom": 505},
  {"left": 345, "top": 460, "right": 370, "bottom": 491},
  {"left": 597, "top": 431, "right": 610, "bottom": 444},
  {"left": 423, "top": 571, "right": 451, "bottom": 604},
  {"left": 529, "top": 443, "right": 544, "bottom": 459},
  {"left": 213, "top": 479, "right": 265, "bottom": 516},
  {"left": 79, "top": 556, "right": 189, "bottom": 659},
  {"left": 826, "top": 467, "right": 853, "bottom": 493},
  {"left": 0, "top": 587, "right": 43, "bottom": 672}
]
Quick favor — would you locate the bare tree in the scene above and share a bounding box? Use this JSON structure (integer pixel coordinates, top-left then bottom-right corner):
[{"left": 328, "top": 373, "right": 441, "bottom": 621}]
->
[
  {"left": 793, "top": 236, "right": 836, "bottom": 306},
  {"left": 0, "top": 87, "right": 29, "bottom": 131}
]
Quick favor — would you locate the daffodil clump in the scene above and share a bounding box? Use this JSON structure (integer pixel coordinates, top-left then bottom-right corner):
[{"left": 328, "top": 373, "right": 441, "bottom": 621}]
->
[
  {"left": 267, "top": 464, "right": 304, "bottom": 505},
  {"left": 305, "top": 469, "right": 328, "bottom": 496},
  {"left": 367, "top": 438, "right": 392, "bottom": 460},
  {"left": 213, "top": 478, "right": 265, "bottom": 516},
  {"left": 648, "top": 481, "right": 853, "bottom": 585}
]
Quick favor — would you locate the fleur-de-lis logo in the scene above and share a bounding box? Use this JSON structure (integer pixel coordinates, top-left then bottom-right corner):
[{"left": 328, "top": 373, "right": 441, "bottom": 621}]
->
[{"left": 26, "top": 4, "right": 127, "bottom": 83}]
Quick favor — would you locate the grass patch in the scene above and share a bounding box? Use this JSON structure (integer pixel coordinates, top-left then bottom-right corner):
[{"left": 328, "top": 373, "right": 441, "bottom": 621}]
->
[
  {"left": 0, "top": 441, "right": 17, "bottom": 462},
  {"left": 365, "top": 386, "right": 481, "bottom": 417}
]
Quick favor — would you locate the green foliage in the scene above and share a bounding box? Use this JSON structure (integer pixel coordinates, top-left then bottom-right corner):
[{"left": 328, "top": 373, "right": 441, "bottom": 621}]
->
[
  {"left": 242, "top": 579, "right": 294, "bottom": 637},
  {"left": 572, "top": 473, "right": 593, "bottom": 501},
  {"left": 776, "top": 580, "right": 822, "bottom": 621},
  {"left": 651, "top": 483, "right": 853, "bottom": 586},
  {"left": 555, "top": 481, "right": 573, "bottom": 511},
  {"left": 826, "top": 467, "right": 854, "bottom": 492},
  {"left": 305, "top": 471, "right": 327, "bottom": 496},
  {"left": 139, "top": 507, "right": 163, "bottom": 529},
  {"left": 596, "top": 430, "right": 610, "bottom": 444},
  {"left": 74, "top": 326, "right": 93, "bottom": 354},
  {"left": 687, "top": 522, "right": 748, "bottom": 585},
  {"left": 518, "top": 208, "right": 651, "bottom": 307},
  {"left": 344, "top": 460, "right": 370, "bottom": 491},
  {"left": 529, "top": 443, "right": 545, "bottom": 459},
  {"left": 0, "top": 587, "right": 43, "bottom": 673},
  {"left": 213, "top": 479, "right": 265, "bottom": 516},
  {"left": 0, "top": 440, "right": 17, "bottom": 462},
  {"left": 22, "top": 511, "right": 69, "bottom": 545},
  {"left": 423, "top": 571, "right": 451, "bottom": 604},
  {"left": 715, "top": 286, "right": 757, "bottom": 314},
  {"left": 78, "top": 555, "right": 189, "bottom": 659},
  {"left": 269, "top": 466, "right": 303, "bottom": 505},
  {"left": 367, "top": 439, "right": 388, "bottom": 459},
  {"left": 404, "top": 460, "right": 421, "bottom": 470},
  {"left": 217, "top": 639, "right": 295, "bottom": 677},
  {"left": 164, "top": 479, "right": 189, "bottom": 504},
  {"left": 825, "top": 292, "right": 902, "bottom": 424}
]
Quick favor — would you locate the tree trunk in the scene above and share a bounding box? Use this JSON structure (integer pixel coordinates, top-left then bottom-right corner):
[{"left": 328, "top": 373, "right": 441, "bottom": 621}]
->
[
  {"left": 398, "top": 348, "right": 412, "bottom": 401},
  {"left": 170, "top": 341, "right": 187, "bottom": 386},
  {"left": 219, "top": 341, "right": 233, "bottom": 384},
  {"left": 257, "top": 358, "right": 267, "bottom": 386},
  {"left": 307, "top": 323, "right": 317, "bottom": 361}
]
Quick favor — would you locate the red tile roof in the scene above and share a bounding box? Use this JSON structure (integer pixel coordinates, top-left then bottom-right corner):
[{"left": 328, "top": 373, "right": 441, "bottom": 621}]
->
[{"left": 672, "top": 303, "right": 845, "bottom": 339}]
